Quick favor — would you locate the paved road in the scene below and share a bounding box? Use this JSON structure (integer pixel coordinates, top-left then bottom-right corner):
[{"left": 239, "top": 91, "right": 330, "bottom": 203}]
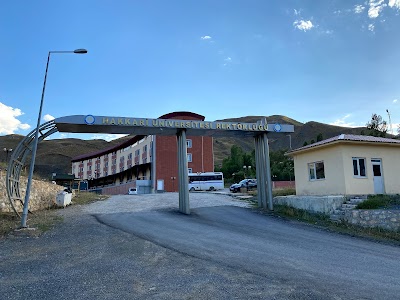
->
[{"left": 1, "top": 193, "right": 399, "bottom": 299}]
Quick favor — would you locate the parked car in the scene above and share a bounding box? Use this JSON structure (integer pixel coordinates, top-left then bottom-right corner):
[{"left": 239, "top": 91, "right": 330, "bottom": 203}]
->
[
  {"left": 128, "top": 188, "right": 137, "bottom": 195},
  {"left": 229, "top": 179, "right": 257, "bottom": 193}
]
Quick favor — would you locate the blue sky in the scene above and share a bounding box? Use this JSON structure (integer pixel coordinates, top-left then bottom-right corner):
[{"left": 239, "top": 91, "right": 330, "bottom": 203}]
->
[{"left": 1, "top": 0, "right": 400, "bottom": 140}]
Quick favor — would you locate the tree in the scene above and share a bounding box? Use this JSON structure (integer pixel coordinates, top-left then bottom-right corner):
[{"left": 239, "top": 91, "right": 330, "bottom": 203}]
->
[
  {"left": 316, "top": 133, "right": 323, "bottom": 142},
  {"left": 220, "top": 146, "right": 294, "bottom": 182},
  {"left": 310, "top": 139, "right": 315, "bottom": 144},
  {"left": 220, "top": 145, "right": 255, "bottom": 180},
  {"left": 366, "top": 113, "right": 387, "bottom": 137},
  {"left": 269, "top": 149, "right": 294, "bottom": 181},
  {"left": 303, "top": 141, "right": 308, "bottom": 146}
]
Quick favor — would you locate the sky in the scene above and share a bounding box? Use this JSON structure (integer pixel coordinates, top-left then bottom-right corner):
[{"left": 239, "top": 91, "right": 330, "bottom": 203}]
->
[{"left": 1, "top": 0, "right": 400, "bottom": 141}]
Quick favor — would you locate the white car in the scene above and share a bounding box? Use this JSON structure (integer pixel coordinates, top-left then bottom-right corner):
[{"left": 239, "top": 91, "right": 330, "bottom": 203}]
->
[{"left": 128, "top": 188, "right": 137, "bottom": 195}]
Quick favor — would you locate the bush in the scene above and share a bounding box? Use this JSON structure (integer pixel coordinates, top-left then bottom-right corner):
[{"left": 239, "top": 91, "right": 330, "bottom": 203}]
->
[{"left": 356, "top": 194, "right": 400, "bottom": 209}]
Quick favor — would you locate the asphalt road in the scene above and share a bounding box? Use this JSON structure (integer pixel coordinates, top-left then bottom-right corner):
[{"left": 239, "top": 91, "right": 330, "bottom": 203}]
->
[{"left": 1, "top": 193, "right": 399, "bottom": 299}]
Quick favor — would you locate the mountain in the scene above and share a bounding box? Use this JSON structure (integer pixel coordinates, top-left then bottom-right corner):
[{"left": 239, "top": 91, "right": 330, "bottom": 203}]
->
[
  {"left": 212, "top": 115, "right": 365, "bottom": 166},
  {"left": 0, "top": 115, "right": 369, "bottom": 177},
  {"left": 0, "top": 134, "right": 131, "bottom": 177}
]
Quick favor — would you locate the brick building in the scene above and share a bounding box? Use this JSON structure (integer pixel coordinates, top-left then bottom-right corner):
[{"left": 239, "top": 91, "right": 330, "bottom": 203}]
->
[{"left": 71, "top": 111, "right": 214, "bottom": 193}]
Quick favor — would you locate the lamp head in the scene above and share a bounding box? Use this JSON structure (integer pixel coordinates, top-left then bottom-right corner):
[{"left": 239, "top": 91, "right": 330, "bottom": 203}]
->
[{"left": 73, "top": 49, "right": 88, "bottom": 54}]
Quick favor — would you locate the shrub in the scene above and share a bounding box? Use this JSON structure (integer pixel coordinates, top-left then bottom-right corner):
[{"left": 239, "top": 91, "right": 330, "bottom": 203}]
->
[{"left": 356, "top": 194, "right": 400, "bottom": 209}]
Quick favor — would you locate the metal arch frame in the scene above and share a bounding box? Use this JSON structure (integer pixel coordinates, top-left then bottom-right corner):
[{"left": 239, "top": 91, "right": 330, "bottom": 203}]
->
[
  {"left": 6, "top": 115, "right": 293, "bottom": 217},
  {"left": 6, "top": 120, "right": 58, "bottom": 216}
]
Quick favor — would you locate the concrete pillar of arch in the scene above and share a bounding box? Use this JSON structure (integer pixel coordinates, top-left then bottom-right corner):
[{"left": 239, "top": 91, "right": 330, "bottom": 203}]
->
[{"left": 177, "top": 129, "right": 190, "bottom": 214}]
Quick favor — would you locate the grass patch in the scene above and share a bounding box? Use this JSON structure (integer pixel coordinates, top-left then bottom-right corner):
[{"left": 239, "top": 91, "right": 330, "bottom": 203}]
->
[
  {"left": 356, "top": 194, "right": 400, "bottom": 209},
  {"left": 71, "top": 191, "right": 109, "bottom": 205},
  {"left": 0, "top": 192, "right": 109, "bottom": 238},
  {"left": 0, "top": 213, "right": 19, "bottom": 237},
  {"left": 0, "top": 209, "right": 63, "bottom": 238},
  {"left": 270, "top": 204, "right": 400, "bottom": 245},
  {"left": 272, "top": 188, "right": 296, "bottom": 197},
  {"left": 273, "top": 204, "right": 329, "bottom": 224}
]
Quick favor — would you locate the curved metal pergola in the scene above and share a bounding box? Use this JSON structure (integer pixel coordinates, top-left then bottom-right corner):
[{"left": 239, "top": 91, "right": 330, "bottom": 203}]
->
[{"left": 6, "top": 120, "right": 58, "bottom": 216}]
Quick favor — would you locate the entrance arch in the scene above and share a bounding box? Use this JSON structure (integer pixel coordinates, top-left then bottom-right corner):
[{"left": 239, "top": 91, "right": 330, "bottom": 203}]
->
[{"left": 6, "top": 114, "right": 294, "bottom": 217}]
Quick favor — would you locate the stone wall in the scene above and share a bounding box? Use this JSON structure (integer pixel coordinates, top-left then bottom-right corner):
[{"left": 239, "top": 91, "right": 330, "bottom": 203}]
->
[
  {"left": 0, "top": 175, "right": 64, "bottom": 213},
  {"left": 344, "top": 210, "right": 400, "bottom": 231},
  {"left": 273, "top": 195, "right": 345, "bottom": 214}
]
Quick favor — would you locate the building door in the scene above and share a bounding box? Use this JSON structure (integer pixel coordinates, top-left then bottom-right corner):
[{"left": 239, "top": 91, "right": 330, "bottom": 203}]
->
[{"left": 371, "top": 159, "right": 384, "bottom": 194}]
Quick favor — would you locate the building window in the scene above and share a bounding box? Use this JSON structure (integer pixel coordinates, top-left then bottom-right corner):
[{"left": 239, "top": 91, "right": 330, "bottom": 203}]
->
[
  {"left": 187, "top": 139, "right": 192, "bottom": 148},
  {"left": 187, "top": 153, "right": 192, "bottom": 162},
  {"left": 188, "top": 168, "right": 192, "bottom": 173},
  {"left": 353, "top": 158, "right": 366, "bottom": 177},
  {"left": 308, "top": 161, "right": 325, "bottom": 180}
]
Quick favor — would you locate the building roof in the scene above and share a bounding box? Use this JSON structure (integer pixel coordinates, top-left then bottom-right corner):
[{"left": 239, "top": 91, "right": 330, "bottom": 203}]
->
[{"left": 287, "top": 134, "right": 400, "bottom": 155}]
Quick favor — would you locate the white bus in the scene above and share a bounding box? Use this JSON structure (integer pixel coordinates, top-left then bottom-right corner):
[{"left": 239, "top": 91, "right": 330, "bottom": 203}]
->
[{"left": 188, "top": 172, "right": 224, "bottom": 191}]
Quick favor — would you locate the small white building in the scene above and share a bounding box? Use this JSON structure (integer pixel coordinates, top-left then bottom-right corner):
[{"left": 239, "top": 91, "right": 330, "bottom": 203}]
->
[{"left": 286, "top": 134, "right": 400, "bottom": 196}]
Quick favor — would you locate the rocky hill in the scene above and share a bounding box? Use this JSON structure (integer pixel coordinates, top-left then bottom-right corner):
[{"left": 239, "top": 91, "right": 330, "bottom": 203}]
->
[{"left": 0, "top": 115, "right": 367, "bottom": 177}]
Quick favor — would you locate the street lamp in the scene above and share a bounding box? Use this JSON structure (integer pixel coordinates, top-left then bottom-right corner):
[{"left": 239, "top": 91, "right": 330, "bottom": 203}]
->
[
  {"left": 171, "top": 176, "right": 176, "bottom": 191},
  {"left": 3, "top": 148, "right": 12, "bottom": 162},
  {"left": 21, "top": 49, "right": 87, "bottom": 228},
  {"left": 286, "top": 134, "right": 292, "bottom": 150},
  {"left": 243, "top": 165, "right": 251, "bottom": 178}
]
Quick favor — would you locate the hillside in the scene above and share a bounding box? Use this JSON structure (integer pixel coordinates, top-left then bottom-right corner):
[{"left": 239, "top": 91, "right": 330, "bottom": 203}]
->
[
  {"left": 0, "top": 134, "right": 131, "bottom": 178},
  {"left": 212, "top": 115, "right": 365, "bottom": 166},
  {"left": 0, "top": 115, "right": 368, "bottom": 177}
]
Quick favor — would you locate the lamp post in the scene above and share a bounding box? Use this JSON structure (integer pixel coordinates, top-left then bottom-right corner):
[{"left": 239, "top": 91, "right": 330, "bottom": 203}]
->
[
  {"left": 21, "top": 49, "right": 87, "bottom": 228},
  {"left": 3, "top": 148, "right": 12, "bottom": 163},
  {"left": 286, "top": 134, "right": 292, "bottom": 150},
  {"left": 171, "top": 176, "right": 176, "bottom": 191},
  {"left": 243, "top": 165, "right": 251, "bottom": 178}
]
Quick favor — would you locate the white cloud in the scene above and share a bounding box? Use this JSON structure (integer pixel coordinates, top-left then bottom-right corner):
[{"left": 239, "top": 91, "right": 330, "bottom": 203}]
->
[
  {"left": 90, "top": 134, "right": 127, "bottom": 141},
  {"left": 223, "top": 57, "right": 232, "bottom": 66},
  {"left": 201, "top": 35, "right": 212, "bottom": 40},
  {"left": 354, "top": 5, "right": 366, "bottom": 13},
  {"left": 294, "top": 9, "right": 301, "bottom": 15},
  {"left": 43, "top": 114, "right": 55, "bottom": 122},
  {"left": 389, "top": 0, "right": 400, "bottom": 9},
  {"left": 393, "top": 99, "right": 398, "bottom": 103},
  {"left": 330, "top": 114, "right": 360, "bottom": 128},
  {"left": 293, "top": 20, "right": 314, "bottom": 31},
  {"left": 0, "top": 102, "right": 31, "bottom": 134},
  {"left": 368, "top": 0, "right": 386, "bottom": 18},
  {"left": 58, "top": 133, "right": 69, "bottom": 139},
  {"left": 368, "top": 23, "right": 375, "bottom": 31}
]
